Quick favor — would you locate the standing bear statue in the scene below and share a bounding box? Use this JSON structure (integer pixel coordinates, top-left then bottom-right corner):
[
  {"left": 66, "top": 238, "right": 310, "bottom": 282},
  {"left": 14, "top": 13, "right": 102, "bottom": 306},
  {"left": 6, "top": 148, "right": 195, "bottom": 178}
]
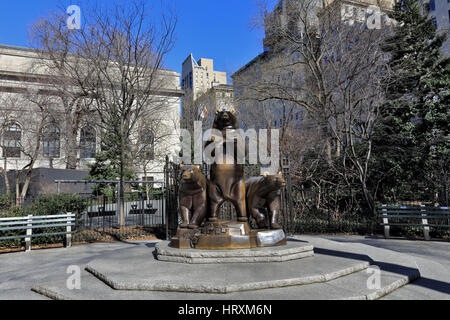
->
[{"left": 206, "top": 108, "right": 247, "bottom": 222}]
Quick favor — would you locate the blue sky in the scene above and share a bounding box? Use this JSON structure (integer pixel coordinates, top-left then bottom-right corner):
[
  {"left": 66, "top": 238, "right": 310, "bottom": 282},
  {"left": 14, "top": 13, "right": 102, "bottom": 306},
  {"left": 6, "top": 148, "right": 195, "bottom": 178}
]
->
[{"left": 0, "top": 0, "right": 267, "bottom": 79}]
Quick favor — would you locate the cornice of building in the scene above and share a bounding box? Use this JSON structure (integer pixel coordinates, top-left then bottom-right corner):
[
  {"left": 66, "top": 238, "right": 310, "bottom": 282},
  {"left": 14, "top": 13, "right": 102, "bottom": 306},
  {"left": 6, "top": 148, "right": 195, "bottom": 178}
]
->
[
  {"left": 231, "top": 51, "right": 269, "bottom": 79},
  {"left": 0, "top": 43, "right": 181, "bottom": 78},
  {"left": 0, "top": 70, "right": 185, "bottom": 97}
]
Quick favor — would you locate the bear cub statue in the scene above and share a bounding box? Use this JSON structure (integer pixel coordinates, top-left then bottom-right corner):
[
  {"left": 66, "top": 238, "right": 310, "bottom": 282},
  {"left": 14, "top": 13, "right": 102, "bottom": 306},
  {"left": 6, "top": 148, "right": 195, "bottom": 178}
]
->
[
  {"left": 245, "top": 172, "right": 286, "bottom": 229},
  {"left": 178, "top": 165, "right": 207, "bottom": 229}
]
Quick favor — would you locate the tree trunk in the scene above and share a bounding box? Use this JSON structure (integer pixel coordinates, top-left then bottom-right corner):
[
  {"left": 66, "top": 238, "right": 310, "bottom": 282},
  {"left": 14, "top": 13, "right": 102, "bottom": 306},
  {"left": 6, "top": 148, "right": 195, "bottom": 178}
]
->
[
  {"left": 66, "top": 111, "right": 80, "bottom": 169},
  {"left": 325, "top": 137, "right": 332, "bottom": 162},
  {"left": 20, "top": 168, "right": 33, "bottom": 201},
  {"left": 15, "top": 178, "right": 21, "bottom": 207},
  {"left": 2, "top": 152, "right": 10, "bottom": 194},
  {"left": 119, "top": 121, "right": 125, "bottom": 228}
]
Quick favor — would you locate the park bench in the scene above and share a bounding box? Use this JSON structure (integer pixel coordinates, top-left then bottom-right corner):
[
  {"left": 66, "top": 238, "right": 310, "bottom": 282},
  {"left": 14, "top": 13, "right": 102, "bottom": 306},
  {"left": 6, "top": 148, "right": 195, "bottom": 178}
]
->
[
  {"left": 129, "top": 203, "right": 158, "bottom": 215},
  {"left": 0, "top": 213, "right": 75, "bottom": 252},
  {"left": 378, "top": 205, "right": 450, "bottom": 240},
  {"left": 87, "top": 207, "right": 116, "bottom": 218}
]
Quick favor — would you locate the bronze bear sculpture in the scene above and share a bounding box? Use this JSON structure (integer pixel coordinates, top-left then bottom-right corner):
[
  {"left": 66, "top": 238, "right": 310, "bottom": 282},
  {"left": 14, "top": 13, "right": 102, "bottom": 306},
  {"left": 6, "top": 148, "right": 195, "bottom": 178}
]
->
[
  {"left": 206, "top": 108, "right": 247, "bottom": 222},
  {"left": 245, "top": 172, "right": 286, "bottom": 229},
  {"left": 178, "top": 165, "right": 207, "bottom": 229}
]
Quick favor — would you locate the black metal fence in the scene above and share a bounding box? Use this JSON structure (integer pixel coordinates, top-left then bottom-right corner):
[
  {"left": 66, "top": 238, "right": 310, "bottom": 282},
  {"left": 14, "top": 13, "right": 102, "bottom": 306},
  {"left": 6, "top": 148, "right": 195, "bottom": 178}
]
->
[
  {"left": 0, "top": 186, "right": 169, "bottom": 249},
  {"left": 6, "top": 154, "right": 446, "bottom": 249},
  {"left": 72, "top": 191, "right": 167, "bottom": 242}
]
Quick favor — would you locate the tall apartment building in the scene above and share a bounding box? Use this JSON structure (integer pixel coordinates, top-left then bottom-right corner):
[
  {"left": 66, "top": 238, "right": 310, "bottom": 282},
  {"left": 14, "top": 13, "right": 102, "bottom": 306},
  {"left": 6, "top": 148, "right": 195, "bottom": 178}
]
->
[
  {"left": 181, "top": 54, "right": 228, "bottom": 100},
  {"left": 422, "top": 0, "right": 450, "bottom": 56},
  {"left": 181, "top": 54, "right": 234, "bottom": 130},
  {"left": 232, "top": 0, "right": 449, "bottom": 129}
]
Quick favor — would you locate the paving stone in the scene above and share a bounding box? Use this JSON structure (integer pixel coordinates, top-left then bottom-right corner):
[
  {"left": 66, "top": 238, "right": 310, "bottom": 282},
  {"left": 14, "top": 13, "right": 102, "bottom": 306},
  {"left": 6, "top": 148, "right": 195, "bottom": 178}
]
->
[{"left": 83, "top": 240, "right": 372, "bottom": 293}]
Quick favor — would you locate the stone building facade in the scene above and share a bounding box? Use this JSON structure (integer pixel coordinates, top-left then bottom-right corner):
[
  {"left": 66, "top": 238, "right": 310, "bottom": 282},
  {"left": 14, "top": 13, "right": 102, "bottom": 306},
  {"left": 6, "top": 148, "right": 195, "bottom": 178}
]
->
[{"left": 0, "top": 44, "right": 183, "bottom": 188}]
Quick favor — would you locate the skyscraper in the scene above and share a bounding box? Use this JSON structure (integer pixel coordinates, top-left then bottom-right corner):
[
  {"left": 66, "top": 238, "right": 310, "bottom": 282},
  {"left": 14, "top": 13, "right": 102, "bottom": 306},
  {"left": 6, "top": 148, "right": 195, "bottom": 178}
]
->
[{"left": 181, "top": 54, "right": 228, "bottom": 100}]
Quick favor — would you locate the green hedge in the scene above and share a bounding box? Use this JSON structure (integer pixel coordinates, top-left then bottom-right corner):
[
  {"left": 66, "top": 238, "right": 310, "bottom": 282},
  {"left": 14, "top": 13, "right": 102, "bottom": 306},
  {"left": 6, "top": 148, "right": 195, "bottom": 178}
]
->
[
  {"left": 289, "top": 218, "right": 372, "bottom": 235},
  {"left": 0, "top": 206, "right": 23, "bottom": 248},
  {"left": 26, "top": 194, "right": 88, "bottom": 216},
  {"left": 0, "top": 193, "right": 15, "bottom": 211}
]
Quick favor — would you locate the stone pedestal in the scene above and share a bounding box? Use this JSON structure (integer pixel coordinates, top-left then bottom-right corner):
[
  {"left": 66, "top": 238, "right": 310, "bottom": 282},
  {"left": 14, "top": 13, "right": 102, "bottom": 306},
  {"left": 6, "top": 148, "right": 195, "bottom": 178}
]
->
[
  {"left": 170, "top": 220, "right": 287, "bottom": 250},
  {"left": 158, "top": 240, "right": 314, "bottom": 264}
]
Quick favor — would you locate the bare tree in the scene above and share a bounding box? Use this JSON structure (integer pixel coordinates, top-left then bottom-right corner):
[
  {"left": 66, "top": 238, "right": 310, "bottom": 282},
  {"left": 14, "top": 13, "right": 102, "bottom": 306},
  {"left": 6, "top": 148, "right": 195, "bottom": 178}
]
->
[
  {"left": 0, "top": 94, "right": 20, "bottom": 195},
  {"left": 234, "top": 0, "right": 392, "bottom": 214},
  {"left": 0, "top": 89, "right": 57, "bottom": 205},
  {"left": 30, "top": 10, "right": 97, "bottom": 170},
  {"left": 30, "top": 0, "right": 177, "bottom": 226}
]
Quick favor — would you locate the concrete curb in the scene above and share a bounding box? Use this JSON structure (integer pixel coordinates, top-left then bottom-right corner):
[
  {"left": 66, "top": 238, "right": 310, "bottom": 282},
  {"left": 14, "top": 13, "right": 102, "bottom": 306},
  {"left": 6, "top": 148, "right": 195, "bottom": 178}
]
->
[
  {"left": 155, "top": 241, "right": 314, "bottom": 258},
  {"left": 342, "top": 273, "right": 420, "bottom": 300},
  {"left": 31, "top": 285, "right": 73, "bottom": 301},
  {"left": 157, "top": 250, "right": 315, "bottom": 264}
]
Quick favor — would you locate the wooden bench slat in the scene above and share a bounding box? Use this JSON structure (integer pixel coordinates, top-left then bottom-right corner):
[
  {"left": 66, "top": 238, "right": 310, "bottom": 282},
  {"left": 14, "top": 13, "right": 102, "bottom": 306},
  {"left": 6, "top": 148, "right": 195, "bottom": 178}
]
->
[
  {"left": 378, "top": 206, "right": 449, "bottom": 210},
  {"left": 0, "top": 231, "right": 75, "bottom": 241},
  {"left": 0, "top": 218, "right": 76, "bottom": 227},
  {"left": 0, "top": 214, "right": 75, "bottom": 222},
  {"left": 381, "top": 223, "right": 450, "bottom": 227},
  {"left": 378, "top": 215, "right": 450, "bottom": 219},
  {"left": 28, "top": 214, "right": 75, "bottom": 219},
  {"left": 0, "top": 216, "right": 30, "bottom": 221},
  {"left": 0, "top": 223, "right": 75, "bottom": 232},
  {"left": 382, "top": 211, "right": 450, "bottom": 215}
]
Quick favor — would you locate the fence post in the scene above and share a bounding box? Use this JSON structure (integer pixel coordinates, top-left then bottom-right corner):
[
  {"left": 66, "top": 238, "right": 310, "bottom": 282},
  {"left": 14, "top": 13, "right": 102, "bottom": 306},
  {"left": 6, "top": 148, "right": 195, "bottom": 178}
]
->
[
  {"left": 420, "top": 205, "right": 431, "bottom": 241},
  {"left": 165, "top": 156, "right": 169, "bottom": 240},
  {"left": 25, "top": 214, "right": 32, "bottom": 252},
  {"left": 281, "top": 157, "right": 292, "bottom": 235},
  {"left": 65, "top": 213, "right": 72, "bottom": 248},
  {"left": 382, "top": 204, "right": 390, "bottom": 239}
]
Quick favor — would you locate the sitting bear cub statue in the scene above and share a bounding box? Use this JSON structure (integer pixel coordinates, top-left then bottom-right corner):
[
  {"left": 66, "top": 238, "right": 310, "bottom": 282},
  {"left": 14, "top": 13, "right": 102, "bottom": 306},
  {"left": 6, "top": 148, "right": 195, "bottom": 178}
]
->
[
  {"left": 178, "top": 165, "right": 207, "bottom": 229},
  {"left": 245, "top": 172, "right": 286, "bottom": 229}
]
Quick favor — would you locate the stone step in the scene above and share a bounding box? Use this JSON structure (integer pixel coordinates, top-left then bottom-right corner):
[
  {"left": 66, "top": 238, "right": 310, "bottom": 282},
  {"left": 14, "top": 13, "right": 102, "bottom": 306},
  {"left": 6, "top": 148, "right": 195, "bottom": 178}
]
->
[
  {"left": 30, "top": 237, "right": 421, "bottom": 300},
  {"left": 31, "top": 262, "right": 419, "bottom": 300},
  {"left": 155, "top": 241, "right": 315, "bottom": 264},
  {"left": 81, "top": 242, "right": 372, "bottom": 293}
]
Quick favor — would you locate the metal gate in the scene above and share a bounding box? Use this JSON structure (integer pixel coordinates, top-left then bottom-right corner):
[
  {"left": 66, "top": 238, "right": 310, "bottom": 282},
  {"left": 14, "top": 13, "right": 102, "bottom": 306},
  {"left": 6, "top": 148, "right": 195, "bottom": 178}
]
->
[{"left": 164, "top": 156, "right": 180, "bottom": 238}]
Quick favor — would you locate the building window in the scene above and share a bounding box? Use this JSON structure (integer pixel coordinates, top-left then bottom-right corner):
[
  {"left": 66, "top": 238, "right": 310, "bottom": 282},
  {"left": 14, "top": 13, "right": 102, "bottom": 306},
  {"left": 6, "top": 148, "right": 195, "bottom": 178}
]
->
[
  {"left": 3, "top": 122, "right": 21, "bottom": 158},
  {"left": 143, "top": 176, "right": 154, "bottom": 181},
  {"left": 140, "top": 129, "right": 154, "bottom": 160},
  {"left": 429, "top": 0, "right": 435, "bottom": 11},
  {"left": 80, "top": 126, "right": 96, "bottom": 159},
  {"left": 43, "top": 124, "right": 60, "bottom": 158},
  {"left": 431, "top": 17, "right": 437, "bottom": 27}
]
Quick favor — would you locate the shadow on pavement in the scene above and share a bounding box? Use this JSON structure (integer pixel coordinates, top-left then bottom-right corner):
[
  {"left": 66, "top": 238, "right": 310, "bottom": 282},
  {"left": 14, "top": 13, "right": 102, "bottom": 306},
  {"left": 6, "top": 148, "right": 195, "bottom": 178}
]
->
[
  {"left": 313, "top": 247, "right": 373, "bottom": 263},
  {"left": 314, "top": 246, "right": 450, "bottom": 296},
  {"left": 408, "top": 277, "right": 450, "bottom": 295}
]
